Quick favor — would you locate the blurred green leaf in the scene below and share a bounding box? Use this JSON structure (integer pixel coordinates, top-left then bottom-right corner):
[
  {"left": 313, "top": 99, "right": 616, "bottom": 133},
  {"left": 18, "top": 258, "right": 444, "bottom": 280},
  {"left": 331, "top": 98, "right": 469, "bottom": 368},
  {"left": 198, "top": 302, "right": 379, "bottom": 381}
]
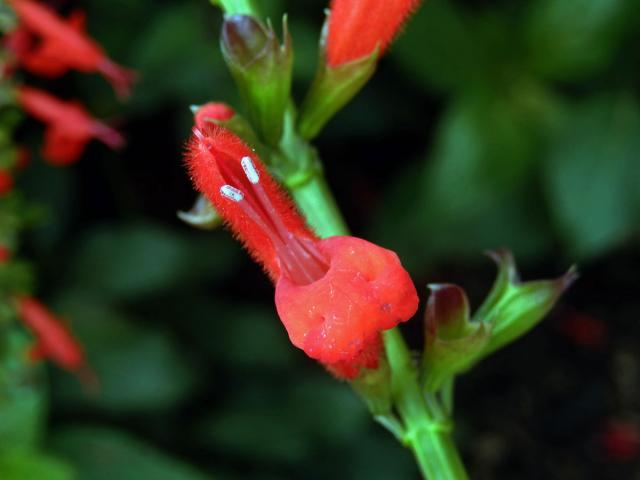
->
[
  {"left": 128, "top": 2, "right": 235, "bottom": 112},
  {"left": 525, "top": 0, "right": 633, "bottom": 81},
  {"left": 375, "top": 87, "right": 558, "bottom": 268},
  {"left": 197, "top": 378, "right": 367, "bottom": 463},
  {"left": 0, "top": 448, "right": 74, "bottom": 480},
  {"left": 66, "top": 223, "right": 237, "bottom": 301},
  {"left": 50, "top": 297, "right": 196, "bottom": 412},
  {"left": 543, "top": 94, "right": 640, "bottom": 257},
  {"left": 392, "top": 0, "right": 518, "bottom": 94},
  {"left": 50, "top": 426, "right": 211, "bottom": 480},
  {"left": 0, "top": 330, "right": 46, "bottom": 449}
]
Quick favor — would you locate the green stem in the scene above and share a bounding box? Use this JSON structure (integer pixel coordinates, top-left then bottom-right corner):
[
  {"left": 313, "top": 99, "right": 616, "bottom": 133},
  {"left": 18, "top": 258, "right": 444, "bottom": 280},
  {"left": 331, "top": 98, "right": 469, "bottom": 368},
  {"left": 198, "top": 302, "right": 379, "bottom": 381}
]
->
[
  {"left": 283, "top": 139, "right": 468, "bottom": 480},
  {"left": 289, "top": 174, "right": 349, "bottom": 238}
]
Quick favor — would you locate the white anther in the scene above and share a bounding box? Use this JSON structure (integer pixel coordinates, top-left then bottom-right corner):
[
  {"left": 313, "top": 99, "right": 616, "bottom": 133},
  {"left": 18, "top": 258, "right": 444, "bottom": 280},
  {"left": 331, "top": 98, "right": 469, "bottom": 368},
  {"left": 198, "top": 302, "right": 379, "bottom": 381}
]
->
[
  {"left": 220, "top": 185, "right": 244, "bottom": 202},
  {"left": 241, "top": 156, "right": 260, "bottom": 184},
  {"left": 192, "top": 127, "right": 206, "bottom": 142}
]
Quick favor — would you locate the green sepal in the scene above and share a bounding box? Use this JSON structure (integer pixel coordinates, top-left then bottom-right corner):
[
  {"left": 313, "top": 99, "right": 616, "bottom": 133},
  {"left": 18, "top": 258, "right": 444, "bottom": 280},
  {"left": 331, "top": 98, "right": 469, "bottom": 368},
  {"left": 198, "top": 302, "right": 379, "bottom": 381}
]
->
[
  {"left": 473, "top": 250, "right": 577, "bottom": 358},
  {"left": 220, "top": 14, "right": 293, "bottom": 146},
  {"left": 177, "top": 194, "right": 221, "bottom": 230},
  {"left": 297, "top": 43, "right": 378, "bottom": 140},
  {"left": 422, "top": 284, "right": 491, "bottom": 392},
  {"left": 351, "top": 357, "right": 393, "bottom": 416}
]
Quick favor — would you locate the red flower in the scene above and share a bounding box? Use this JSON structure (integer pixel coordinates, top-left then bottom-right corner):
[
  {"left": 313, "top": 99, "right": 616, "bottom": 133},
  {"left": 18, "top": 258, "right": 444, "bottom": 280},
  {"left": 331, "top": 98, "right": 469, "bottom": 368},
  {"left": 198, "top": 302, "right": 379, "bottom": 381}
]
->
[
  {"left": 185, "top": 126, "right": 418, "bottom": 378},
  {"left": 326, "top": 0, "right": 420, "bottom": 67},
  {"left": 0, "top": 245, "right": 10, "bottom": 263},
  {"left": 16, "top": 296, "right": 86, "bottom": 371},
  {"left": 194, "top": 102, "right": 236, "bottom": 130},
  {"left": 17, "top": 86, "right": 124, "bottom": 165},
  {"left": 8, "top": 0, "right": 136, "bottom": 97},
  {"left": 0, "top": 170, "right": 13, "bottom": 195}
]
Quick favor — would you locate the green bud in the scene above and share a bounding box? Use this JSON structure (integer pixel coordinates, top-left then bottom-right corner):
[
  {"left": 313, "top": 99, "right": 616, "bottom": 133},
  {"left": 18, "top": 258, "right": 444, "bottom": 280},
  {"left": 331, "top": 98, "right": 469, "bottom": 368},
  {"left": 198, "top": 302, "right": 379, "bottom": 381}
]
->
[
  {"left": 220, "top": 15, "right": 292, "bottom": 146},
  {"left": 422, "top": 284, "right": 490, "bottom": 392},
  {"left": 473, "top": 250, "right": 578, "bottom": 358}
]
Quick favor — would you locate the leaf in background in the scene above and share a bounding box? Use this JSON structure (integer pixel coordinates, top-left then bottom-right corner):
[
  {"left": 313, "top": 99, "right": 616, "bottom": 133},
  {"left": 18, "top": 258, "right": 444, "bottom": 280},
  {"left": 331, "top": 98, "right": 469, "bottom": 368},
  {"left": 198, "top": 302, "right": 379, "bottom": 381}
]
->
[
  {"left": 127, "top": 2, "right": 235, "bottom": 113},
  {"left": 0, "top": 448, "right": 74, "bottom": 480},
  {"left": 0, "top": 330, "right": 46, "bottom": 449},
  {"left": 543, "top": 94, "right": 640, "bottom": 258},
  {"left": 50, "top": 426, "right": 211, "bottom": 480},
  {"left": 374, "top": 86, "right": 558, "bottom": 269},
  {"left": 50, "top": 297, "right": 196, "bottom": 413},
  {"left": 525, "top": 0, "right": 633, "bottom": 81},
  {"left": 392, "top": 0, "right": 517, "bottom": 94},
  {"left": 66, "top": 223, "right": 237, "bottom": 301},
  {"left": 197, "top": 378, "right": 367, "bottom": 464}
]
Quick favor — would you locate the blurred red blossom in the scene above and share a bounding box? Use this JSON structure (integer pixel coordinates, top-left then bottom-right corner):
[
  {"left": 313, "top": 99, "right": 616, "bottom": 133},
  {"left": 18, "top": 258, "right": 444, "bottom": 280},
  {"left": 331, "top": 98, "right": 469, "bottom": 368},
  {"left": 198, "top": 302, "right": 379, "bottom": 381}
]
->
[
  {"left": 185, "top": 125, "right": 418, "bottom": 378},
  {"left": 0, "top": 170, "right": 13, "bottom": 195},
  {"left": 7, "top": 0, "right": 136, "bottom": 97},
  {"left": 17, "top": 86, "right": 124, "bottom": 165},
  {"left": 0, "top": 245, "right": 10, "bottom": 263},
  {"left": 16, "top": 296, "right": 86, "bottom": 372},
  {"left": 326, "top": 0, "right": 421, "bottom": 67},
  {"left": 600, "top": 421, "right": 640, "bottom": 462},
  {"left": 557, "top": 309, "right": 607, "bottom": 349}
]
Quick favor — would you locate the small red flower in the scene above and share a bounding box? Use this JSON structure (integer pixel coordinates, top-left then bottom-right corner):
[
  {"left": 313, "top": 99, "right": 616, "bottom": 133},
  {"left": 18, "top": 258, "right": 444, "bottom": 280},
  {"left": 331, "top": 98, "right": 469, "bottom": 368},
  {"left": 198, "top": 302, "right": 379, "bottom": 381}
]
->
[
  {"left": 0, "top": 170, "right": 13, "bottom": 195},
  {"left": 17, "top": 86, "right": 124, "bottom": 165},
  {"left": 8, "top": 0, "right": 136, "bottom": 97},
  {"left": 0, "top": 245, "right": 10, "bottom": 263},
  {"left": 194, "top": 102, "right": 235, "bottom": 130},
  {"left": 326, "top": 0, "right": 421, "bottom": 67},
  {"left": 185, "top": 126, "right": 418, "bottom": 378},
  {"left": 557, "top": 309, "right": 607, "bottom": 349},
  {"left": 16, "top": 296, "right": 86, "bottom": 372}
]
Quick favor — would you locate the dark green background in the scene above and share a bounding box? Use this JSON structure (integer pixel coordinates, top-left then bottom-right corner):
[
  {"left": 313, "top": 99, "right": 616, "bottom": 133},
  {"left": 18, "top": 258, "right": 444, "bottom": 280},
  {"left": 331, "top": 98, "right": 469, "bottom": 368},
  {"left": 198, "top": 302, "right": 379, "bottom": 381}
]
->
[{"left": 9, "top": 0, "right": 640, "bottom": 478}]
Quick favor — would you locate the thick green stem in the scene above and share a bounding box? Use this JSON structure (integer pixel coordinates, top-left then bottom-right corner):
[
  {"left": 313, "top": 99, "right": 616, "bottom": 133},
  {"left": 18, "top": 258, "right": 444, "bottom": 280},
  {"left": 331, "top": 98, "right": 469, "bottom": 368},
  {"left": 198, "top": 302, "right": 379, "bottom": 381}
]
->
[
  {"left": 283, "top": 139, "right": 468, "bottom": 480},
  {"left": 289, "top": 174, "right": 349, "bottom": 238}
]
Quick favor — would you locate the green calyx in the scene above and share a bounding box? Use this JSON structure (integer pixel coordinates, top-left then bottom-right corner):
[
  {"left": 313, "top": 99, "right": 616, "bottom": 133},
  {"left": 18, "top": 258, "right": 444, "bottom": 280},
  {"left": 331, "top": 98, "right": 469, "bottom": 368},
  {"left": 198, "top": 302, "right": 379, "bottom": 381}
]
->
[
  {"left": 220, "top": 14, "right": 293, "bottom": 147},
  {"left": 297, "top": 49, "right": 378, "bottom": 141},
  {"left": 473, "top": 250, "right": 578, "bottom": 357},
  {"left": 421, "top": 251, "right": 576, "bottom": 391}
]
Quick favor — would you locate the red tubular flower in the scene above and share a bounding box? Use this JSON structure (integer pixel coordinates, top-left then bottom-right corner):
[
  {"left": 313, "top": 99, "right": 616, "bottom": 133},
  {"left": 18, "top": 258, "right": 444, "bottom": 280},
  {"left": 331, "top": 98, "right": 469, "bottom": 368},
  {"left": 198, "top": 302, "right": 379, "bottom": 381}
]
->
[
  {"left": 8, "top": 0, "right": 136, "bottom": 97},
  {"left": 17, "top": 86, "right": 124, "bottom": 165},
  {"left": 16, "top": 296, "right": 86, "bottom": 371},
  {"left": 0, "top": 170, "right": 13, "bottom": 195},
  {"left": 194, "top": 102, "right": 236, "bottom": 130},
  {"left": 185, "top": 126, "right": 418, "bottom": 378},
  {"left": 326, "top": 0, "right": 421, "bottom": 67}
]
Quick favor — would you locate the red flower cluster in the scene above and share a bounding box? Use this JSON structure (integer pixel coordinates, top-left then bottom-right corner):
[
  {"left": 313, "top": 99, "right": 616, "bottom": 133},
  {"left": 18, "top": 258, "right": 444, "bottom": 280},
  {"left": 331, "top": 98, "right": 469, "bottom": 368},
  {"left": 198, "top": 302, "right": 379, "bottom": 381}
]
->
[
  {"left": 326, "top": 0, "right": 420, "bottom": 67},
  {"left": 185, "top": 125, "right": 418, "bottom": 378},
  {"left": 3, "top": 0, "right": 133, "bottom": 166},
  {"left": 7, "top": 0, "right": 135, "bottom": 97}
]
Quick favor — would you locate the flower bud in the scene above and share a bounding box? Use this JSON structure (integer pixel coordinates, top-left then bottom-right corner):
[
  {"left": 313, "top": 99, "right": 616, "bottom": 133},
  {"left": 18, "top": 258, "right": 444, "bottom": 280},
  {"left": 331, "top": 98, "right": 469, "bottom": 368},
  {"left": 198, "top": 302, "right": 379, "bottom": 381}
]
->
[
  {"left": 220, "top": 14, "right": 292, "bottom": 146},
  {"left": 422, "top": 284, "right": 490, "bottom": 391}
]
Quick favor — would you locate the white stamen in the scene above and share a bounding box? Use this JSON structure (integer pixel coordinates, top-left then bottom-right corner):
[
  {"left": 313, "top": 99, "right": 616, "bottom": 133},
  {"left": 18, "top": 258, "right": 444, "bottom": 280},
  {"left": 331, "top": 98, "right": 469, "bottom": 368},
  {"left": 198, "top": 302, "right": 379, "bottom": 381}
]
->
[
  {"left": 220, "top": 185, "right": 244, "bottom": 202},
  {"left": 192, "top": 127, "right": 206, "bottom": 143},
  {"left": 241, "top": 156, "right": 260, "bottom": 184}
]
